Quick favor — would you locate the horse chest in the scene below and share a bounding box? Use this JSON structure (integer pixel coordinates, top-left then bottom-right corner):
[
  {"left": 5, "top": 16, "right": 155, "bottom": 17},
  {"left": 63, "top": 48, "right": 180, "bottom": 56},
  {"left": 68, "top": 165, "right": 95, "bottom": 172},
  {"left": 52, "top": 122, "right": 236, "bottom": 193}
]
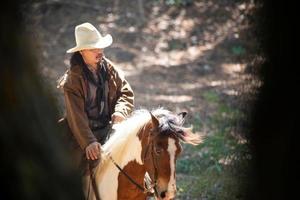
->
[
  {"left": 117, "top": 161, "right": 147, "bottom": 200},
  {"left": 98, "top": 166, "right": 120, "bottom": 200}
]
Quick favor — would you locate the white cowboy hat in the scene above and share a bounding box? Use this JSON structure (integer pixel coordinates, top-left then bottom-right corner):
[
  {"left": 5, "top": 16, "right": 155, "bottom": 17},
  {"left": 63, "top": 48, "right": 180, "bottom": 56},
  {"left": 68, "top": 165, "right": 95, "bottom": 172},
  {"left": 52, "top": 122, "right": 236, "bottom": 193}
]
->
[{"left": 66, "top": 22, "right": 113, "bottom": 53}]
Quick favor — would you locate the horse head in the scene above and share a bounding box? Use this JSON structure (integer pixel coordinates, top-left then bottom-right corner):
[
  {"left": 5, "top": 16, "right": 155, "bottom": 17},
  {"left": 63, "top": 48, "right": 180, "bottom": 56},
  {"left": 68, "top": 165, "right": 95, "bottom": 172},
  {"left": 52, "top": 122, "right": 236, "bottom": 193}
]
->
[{"left": 140, "top": 109, "right": 203, "bottom": 200}]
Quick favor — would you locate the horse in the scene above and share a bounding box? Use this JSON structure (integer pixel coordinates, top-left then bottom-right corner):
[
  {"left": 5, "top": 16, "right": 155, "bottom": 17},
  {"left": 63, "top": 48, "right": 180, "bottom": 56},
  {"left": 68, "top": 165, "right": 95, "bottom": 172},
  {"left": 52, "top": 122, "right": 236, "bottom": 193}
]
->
[{"left": 84, "top": 108, "right": 203, "bottom": 200}]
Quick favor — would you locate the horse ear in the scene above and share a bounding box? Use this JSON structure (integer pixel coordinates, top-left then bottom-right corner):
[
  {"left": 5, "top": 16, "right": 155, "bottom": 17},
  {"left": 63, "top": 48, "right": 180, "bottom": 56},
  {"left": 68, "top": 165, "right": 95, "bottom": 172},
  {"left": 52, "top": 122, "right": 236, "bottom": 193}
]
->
[
  {"left": 150, "top": 112, "right": 159, "bottom": 128},
  {"left": 178, "top": 112, "right": 187, "bottom": 119}
]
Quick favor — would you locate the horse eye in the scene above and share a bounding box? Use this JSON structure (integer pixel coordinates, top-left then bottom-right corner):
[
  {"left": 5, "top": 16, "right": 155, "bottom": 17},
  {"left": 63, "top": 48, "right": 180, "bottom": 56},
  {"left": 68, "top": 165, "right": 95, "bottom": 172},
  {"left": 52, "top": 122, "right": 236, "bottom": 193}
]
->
[{"left": 155, "top": 147, "right": 163, "bottom": 154}]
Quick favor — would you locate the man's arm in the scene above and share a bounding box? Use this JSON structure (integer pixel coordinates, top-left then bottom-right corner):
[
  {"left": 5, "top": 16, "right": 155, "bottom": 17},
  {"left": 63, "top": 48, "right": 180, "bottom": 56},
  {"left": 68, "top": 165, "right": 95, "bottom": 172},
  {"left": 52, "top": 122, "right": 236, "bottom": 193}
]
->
[
  {"left": 64, "top": 75, "right": 97, "bottom": 150},
  {"left": 111, "top": 68, "right": 134, "bottom": 123},
  {"left": 63, "top": 73, "right": 100, "bottom": 160}
]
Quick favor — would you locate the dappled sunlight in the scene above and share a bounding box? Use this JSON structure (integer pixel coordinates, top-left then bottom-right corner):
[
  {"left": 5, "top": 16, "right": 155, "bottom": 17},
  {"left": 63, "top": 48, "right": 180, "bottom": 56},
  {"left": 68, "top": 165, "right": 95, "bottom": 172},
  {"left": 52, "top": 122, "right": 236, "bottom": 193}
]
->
[
  {"left": 223, "top": 89, "right": 239, "bottom": 96},
  {"left": 209, "top": 80, "right": 225, "bottom": 87},
  {"left": 155, "top": 94, "right": 193, "bottom": 103},
  {"left": 99, "top": 13, "right": 120, "bottom": 29},
  {"left": 27, "top": 0, "right": 255, "bottom": 166},
  {"left": 112, "top": 0, "right": 255, "bottom": 74},
  {"left": 221, "top": 63, "right": 246, "bottom": 75},
  {"left": 180, "top": 82, "right": 205, "bottom": 90}
]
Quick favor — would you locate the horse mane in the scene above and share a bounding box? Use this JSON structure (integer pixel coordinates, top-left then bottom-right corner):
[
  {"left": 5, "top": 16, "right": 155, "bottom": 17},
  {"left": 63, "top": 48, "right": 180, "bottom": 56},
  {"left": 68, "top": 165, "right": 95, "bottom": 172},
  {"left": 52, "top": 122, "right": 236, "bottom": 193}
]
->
[
  {"left": 152, "top": 108, "right": 203, "bottom": 145},
  {"left": 102, "top": 109, "right": 151, "bottom": 160},
  {"left": 101, "top": 108, "right": 203, "bottom": 160}
]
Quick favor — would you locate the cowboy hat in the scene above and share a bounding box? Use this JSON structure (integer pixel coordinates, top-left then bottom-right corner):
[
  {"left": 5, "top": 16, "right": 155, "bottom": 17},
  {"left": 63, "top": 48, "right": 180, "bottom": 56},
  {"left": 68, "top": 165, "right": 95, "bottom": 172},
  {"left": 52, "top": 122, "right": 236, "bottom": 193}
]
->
[{"left": 66, "top": 22, "right": 113, "bottom": 53}]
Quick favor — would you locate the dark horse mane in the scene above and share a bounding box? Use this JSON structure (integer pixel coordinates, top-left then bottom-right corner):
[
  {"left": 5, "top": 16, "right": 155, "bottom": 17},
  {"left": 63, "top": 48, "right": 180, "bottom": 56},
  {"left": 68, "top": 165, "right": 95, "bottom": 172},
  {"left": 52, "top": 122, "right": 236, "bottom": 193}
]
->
[{"left": 151, "top": 108, "right": 203, "bottom": 145}]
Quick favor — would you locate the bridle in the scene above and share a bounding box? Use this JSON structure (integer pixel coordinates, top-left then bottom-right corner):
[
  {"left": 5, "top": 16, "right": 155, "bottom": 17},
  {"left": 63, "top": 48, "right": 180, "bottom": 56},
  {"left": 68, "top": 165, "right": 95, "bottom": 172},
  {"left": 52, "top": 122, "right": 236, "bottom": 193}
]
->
[{"left": 142, "top": 129, "right": 160, "bottom": 197}]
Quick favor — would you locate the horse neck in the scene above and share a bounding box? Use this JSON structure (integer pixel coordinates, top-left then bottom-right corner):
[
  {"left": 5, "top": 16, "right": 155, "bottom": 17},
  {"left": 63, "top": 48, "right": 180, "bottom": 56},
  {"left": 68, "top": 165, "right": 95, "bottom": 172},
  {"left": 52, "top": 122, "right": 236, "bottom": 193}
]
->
[
  {"left": 94, "top": 119, "right": 150, "bottom": 200},
  {"left": 102, "top": 119, "right": 150, "bottom": 168},
  {"left": 111, "top": 131, "right": 143, "bottom": 167}
]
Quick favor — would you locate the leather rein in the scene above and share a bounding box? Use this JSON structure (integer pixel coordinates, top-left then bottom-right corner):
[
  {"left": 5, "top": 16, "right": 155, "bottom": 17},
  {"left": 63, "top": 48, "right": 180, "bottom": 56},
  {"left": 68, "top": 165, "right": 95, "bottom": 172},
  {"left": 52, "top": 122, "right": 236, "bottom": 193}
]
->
[
  {"left": 88, "top": 148, "right": 158, "bottom": 200},
  {"left": 108, "top": 150, "right": 158, "bottom": 196},
  {"left": 89, "top": 128, "right": 160, "bottom": 200},
  {"left": 108, "top": 129, "right": 160, "bottom": 197}
]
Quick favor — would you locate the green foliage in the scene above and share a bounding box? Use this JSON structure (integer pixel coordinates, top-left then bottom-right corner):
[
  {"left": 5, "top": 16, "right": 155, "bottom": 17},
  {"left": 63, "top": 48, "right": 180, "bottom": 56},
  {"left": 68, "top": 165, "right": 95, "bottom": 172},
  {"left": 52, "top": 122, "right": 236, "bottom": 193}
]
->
[
  {"left": 176, "top": 92, "right": 251, "bottom": 200},
  {"left": 202, "top": 91, "right": 220, "bottom": 103},
  {"left": 231, "top": 45, "right": 246, "bottom": 56},
  {"left": 168, "top": 39, "right": 186, "bottom": 50},
  {"left": 192, "top": 113, "right": 203, "bottom": 132},
  {"left": 158, "top": 0, "right": 194, "bottom": 6},
  {"left": 177, "top": 166, "right": 249, "bottom": 200}
]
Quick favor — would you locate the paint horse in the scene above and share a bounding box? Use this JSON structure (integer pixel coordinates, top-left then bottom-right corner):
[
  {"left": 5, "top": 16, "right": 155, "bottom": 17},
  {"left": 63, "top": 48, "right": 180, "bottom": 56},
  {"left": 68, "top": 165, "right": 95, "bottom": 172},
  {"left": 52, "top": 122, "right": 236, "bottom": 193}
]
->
[{"left": 85, "top": 108, "right": 203, "bottom": 200}]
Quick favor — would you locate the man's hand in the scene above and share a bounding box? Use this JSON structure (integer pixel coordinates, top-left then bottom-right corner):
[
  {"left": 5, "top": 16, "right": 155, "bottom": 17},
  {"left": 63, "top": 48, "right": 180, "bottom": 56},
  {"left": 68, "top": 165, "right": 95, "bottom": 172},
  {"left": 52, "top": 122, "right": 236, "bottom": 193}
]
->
[
  {"left": 111, "top": 113, "right": 125, "bottom": 124},
  {"left": 85, "top": 142, "right": 101, "bottom": 160}
]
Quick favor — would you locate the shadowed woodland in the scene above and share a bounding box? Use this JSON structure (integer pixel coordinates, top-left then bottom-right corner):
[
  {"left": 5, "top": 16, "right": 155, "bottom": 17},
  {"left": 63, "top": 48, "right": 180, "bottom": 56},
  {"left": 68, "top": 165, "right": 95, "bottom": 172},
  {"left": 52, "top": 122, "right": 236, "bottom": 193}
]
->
[
  {"left": 23, "top": 1, "right": 257, "bottom": 198},
  {"left": 0, "top": 0, "right": 298, "bottom": 200}
]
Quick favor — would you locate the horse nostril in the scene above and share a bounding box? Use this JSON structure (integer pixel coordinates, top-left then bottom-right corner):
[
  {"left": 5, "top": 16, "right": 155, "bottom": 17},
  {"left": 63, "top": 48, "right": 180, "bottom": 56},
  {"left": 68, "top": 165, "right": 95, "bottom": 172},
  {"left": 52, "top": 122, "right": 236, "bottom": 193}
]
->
[{"left": 160, "top": 191, "right": 167, "bottom": 198}]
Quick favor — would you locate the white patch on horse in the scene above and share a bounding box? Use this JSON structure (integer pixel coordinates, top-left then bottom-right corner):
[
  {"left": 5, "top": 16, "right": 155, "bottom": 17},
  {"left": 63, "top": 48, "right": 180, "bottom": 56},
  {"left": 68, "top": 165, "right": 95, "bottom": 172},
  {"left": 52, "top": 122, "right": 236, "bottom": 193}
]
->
[
  {"left": 167, "top": 138, "right": 177, "bottom": 198},
  {"left": 95, "top": 111, "right": 151, "bottom": 200}
]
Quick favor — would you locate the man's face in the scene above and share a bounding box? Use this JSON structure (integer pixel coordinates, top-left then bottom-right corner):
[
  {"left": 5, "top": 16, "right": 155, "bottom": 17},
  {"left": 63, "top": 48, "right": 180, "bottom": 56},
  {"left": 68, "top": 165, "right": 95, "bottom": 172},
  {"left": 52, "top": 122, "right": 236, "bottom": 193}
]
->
[{"left": 80, "top": 48, "right": 103, "bottom": 66}]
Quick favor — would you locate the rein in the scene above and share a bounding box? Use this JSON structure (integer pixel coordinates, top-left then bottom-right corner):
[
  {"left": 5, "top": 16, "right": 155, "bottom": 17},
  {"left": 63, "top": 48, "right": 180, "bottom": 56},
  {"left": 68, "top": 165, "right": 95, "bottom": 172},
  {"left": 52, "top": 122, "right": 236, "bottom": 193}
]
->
[
  {"left": 108, "top": 154, "right": 155, "bottom": 194},
  {"left": 87, "top": 150, "right": 157, "bottom": 200},
  {"left": 107, "top": 131, "right": 159, "bottom": 197}
]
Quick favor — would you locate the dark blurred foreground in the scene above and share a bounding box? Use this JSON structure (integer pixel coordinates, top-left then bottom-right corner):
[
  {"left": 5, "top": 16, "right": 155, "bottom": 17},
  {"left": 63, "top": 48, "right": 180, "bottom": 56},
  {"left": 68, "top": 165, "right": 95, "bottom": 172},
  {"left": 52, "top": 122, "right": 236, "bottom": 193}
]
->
[
  {"left": 0, "top": 1, "right": 83, "bottom": 200},
  {"left": 0, "top": 0, "right": 298, "bottom": 199},
  {"left": 246, "top": 0, "right": 298, "bottom": 199}
]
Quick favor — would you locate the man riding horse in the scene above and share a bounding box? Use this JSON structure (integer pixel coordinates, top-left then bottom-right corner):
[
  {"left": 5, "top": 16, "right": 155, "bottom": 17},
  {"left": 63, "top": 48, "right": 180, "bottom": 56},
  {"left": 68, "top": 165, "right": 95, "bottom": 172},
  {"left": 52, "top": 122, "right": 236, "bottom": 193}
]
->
[{"left": 57, "top": 22, "right": 134, "bottom": 198}]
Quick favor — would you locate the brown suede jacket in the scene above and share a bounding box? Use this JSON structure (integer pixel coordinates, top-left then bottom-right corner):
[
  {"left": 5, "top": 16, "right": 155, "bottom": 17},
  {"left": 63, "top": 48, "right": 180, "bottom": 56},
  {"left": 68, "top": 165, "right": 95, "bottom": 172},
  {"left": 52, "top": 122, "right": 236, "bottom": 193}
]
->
[{"left": 59, "top": 57, "right": 134, "bottom": 150}]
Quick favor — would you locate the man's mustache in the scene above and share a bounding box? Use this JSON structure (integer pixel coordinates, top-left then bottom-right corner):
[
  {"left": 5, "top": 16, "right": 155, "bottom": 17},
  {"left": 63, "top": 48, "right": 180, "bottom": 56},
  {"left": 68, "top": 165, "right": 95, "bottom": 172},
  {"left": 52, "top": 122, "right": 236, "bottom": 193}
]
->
[{"left": 98, "top": 53, "right": 103, "bottom": 56}]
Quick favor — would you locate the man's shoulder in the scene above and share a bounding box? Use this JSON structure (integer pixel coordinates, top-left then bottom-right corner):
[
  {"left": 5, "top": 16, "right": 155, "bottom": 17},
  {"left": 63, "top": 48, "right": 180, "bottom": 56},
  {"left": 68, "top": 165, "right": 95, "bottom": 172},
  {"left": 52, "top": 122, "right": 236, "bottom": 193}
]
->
[
  {"left": 103, "top": 57, "right": 125, "bottom": 79},
  {"left": 56, "top": 65, "right": 83, "bottom": 89},
  {"left": 69, "top": 64, "right": 84, "bottom": 76}
]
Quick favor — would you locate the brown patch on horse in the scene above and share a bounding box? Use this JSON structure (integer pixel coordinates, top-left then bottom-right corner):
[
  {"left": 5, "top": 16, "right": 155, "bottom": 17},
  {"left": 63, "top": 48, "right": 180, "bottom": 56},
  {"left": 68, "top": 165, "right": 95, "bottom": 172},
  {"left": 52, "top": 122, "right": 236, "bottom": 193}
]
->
[
  {"left": 153, "top": 135, "right": 172, "bottom": 189},
  {"left": 117, "top": 160, "right": 147, "bottom": 200},
  {"left": 138, "top": 115, "right": 157, "bottom": 165},
  {"left": 117, "top": 117, "right": 154, "bottom": 200}
]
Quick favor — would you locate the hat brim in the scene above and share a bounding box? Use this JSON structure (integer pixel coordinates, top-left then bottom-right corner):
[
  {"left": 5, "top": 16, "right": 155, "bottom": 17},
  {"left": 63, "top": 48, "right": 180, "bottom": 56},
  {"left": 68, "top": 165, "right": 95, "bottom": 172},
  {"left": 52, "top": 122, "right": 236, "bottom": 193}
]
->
[{"left": 66, "top": 34, "right": 113, "bottom": 53}]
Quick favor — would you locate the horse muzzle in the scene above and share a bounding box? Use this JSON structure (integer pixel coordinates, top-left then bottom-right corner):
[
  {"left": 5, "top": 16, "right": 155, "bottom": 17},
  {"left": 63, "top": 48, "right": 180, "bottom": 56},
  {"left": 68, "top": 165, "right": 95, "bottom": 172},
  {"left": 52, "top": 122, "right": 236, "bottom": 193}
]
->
[{"left": 157, "top": 190, "right": 176, "bottom": 200}]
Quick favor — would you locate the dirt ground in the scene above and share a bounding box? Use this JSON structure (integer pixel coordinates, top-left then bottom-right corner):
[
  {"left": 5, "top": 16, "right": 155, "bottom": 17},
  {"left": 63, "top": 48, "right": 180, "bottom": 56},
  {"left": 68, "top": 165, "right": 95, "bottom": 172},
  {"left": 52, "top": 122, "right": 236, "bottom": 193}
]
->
[
  {"left": 24, "top": 0, "right": 256, "bottom": 122},
  {"left": 22, "top": 0, "right": 257, "bottom": 199}
]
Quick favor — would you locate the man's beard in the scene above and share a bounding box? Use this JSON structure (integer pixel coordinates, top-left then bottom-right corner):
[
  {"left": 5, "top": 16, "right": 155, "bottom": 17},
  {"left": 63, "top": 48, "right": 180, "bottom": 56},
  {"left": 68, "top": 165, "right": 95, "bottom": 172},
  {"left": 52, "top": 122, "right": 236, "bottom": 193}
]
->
[
  {"left": 96, "top": 54, "right": 104, "bottom": 66},
  {"left": 96, "top": 53, "right": 104, "bottom": 64}
]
